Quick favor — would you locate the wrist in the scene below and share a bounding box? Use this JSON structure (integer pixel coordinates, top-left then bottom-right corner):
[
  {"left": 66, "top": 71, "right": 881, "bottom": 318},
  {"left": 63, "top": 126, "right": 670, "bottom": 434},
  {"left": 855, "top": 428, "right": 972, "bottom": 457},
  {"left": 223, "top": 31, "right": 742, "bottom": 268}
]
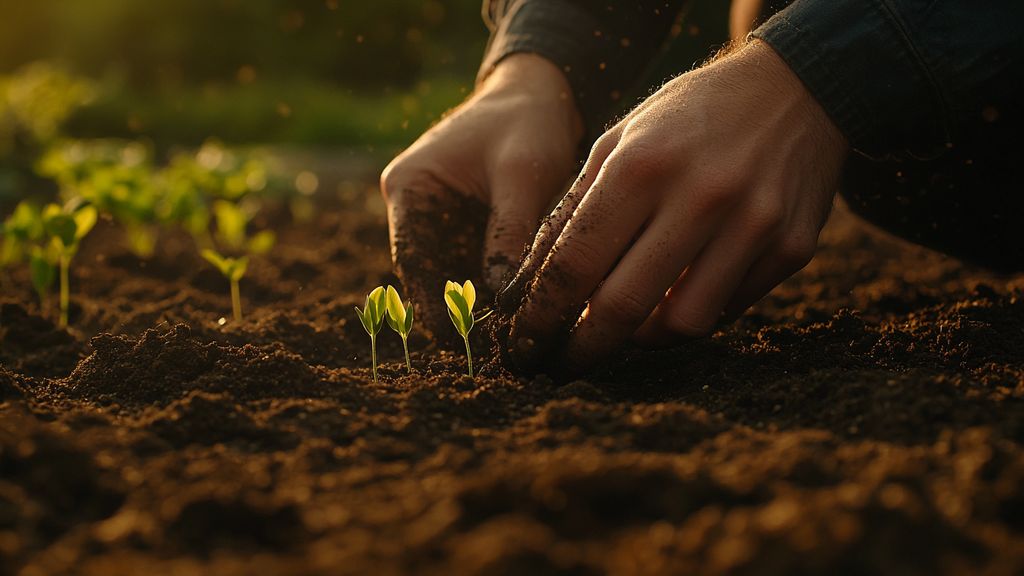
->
[{"left": 480, "top": 53, "right": 585, "bottom": 145}]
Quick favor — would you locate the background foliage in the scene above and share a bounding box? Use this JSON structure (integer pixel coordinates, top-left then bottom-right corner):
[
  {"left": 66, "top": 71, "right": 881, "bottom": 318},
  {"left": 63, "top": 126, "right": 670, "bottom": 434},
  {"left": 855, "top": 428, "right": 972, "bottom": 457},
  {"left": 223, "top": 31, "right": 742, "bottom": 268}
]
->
[{"left": 0, "top": 0, "right": 487, "bottom": 147}]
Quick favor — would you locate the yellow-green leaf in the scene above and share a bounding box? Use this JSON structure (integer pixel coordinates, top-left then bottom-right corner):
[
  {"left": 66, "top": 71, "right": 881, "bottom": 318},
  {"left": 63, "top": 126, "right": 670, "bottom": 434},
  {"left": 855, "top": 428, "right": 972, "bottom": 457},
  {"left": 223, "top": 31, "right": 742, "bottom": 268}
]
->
[
  {"left": 462, "top": 280, "right": 476, "bottom": 312},
  {"left": 385, "top": 285, "right": 406, "bottom": 327}
]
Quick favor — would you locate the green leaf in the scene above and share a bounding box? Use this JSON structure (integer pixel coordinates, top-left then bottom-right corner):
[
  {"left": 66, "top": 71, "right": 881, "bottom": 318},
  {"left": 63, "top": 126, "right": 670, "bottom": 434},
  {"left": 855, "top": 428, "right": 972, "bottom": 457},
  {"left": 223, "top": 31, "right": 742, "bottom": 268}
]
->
[
  {"left": 444, "top": 290, "right": 463, "bottom": 327},
  {"left": 248, "top": 230, "right": 276, "bottom": 255},
  {"left": 73, "top": 205, "right": 98, "bottom": 240},
  {"left": 385, "top": 285, "right": 406, "bottom": 328},
  {"left": 404, "top": 301, "right": 414, "bottom": 333},
  {"left": 446, "top": 289, "right": 472, "bottom": 336},
  {"left": 43, "top": 212, "right": 77, "bottom": 248},
  {"left": 462, "top": 280, "right": 476, "bottom": 312},
  {"left": 30, "top": 251, "right": 55, "bottom": 293},
  {"left": 354, "top": 306, "right": 372, "bottom": 335},
  {"left": 200, "top": 249, "right": 230, "bottom": 276},
  {"left": 212, "top": 200, "right": 247, "bottom": 249}
]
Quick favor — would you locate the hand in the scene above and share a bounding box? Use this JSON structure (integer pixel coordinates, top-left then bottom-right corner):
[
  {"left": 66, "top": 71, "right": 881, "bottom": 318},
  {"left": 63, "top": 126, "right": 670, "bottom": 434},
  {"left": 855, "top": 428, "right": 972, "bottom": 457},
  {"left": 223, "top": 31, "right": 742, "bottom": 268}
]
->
[
  {"left": 502, "top": 40, "right": 849, "bottom": 373},
  {"left": 381, "top": 54, "right": 582, "bottom": 335}
]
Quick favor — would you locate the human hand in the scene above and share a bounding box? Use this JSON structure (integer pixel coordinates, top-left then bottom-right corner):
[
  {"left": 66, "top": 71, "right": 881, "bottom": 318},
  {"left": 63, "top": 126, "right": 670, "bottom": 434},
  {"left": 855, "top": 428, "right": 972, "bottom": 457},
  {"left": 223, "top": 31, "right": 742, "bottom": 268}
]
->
[
  {"left": 501, "top": 40, "right": 849, "bottom": 373},
  {"left": 381, "top": 54, "right": 582, "bottom": 336}
]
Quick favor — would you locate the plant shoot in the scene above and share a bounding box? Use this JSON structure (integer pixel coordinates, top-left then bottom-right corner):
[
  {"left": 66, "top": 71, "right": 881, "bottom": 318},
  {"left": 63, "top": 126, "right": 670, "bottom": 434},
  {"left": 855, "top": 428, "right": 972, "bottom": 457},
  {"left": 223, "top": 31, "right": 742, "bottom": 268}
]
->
[
  {"left": 384, "top": 285, "right": 414, "bottom": 372},
  {"left": 354, "top": 286, "right": 387, "bottom": 383},
  {"left": 444, "top": 280, "right": 492, "bottom": 378}
]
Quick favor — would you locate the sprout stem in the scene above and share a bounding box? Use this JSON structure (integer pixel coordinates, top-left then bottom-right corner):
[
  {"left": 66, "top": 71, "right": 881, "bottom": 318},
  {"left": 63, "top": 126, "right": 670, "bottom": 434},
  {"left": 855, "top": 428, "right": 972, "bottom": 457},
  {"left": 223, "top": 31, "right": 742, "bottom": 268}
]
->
[
  {"left": 464, "top": 336, "right": 474, "bottom": 378},
  {"left": 59, "top": 255, "right": 70, "bottom": 328},
  {"left": 370, "top": 334, "right": 378, "bottom": 383},
  {"left": 402, "top": 336, "right": 411, "bottom": 372},
  {"left": 230, "top": 278, "right": 242, "bottom": 322}
]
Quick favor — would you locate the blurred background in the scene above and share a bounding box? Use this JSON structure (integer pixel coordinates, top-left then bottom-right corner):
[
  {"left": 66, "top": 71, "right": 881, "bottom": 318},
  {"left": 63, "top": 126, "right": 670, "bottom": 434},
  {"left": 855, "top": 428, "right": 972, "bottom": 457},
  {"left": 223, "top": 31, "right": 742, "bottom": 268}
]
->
[{"left": 0, "top": 0, "right": 487, "bottom": 151}]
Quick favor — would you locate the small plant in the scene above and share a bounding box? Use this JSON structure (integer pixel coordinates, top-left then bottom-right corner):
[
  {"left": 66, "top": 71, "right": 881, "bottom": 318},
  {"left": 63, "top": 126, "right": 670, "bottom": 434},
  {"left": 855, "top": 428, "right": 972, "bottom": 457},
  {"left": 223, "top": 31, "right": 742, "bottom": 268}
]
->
[
  {"left": 200, "top": 200, "right": 275, "bottom": 323},
  {"left": 1, "top": 201, "right": 96, "bottom": 326},
  {"left": 384, "top": 285, "right": 414, "bottom": 372},
  {"left": 200, "top": 251, "right": 249, "bottom": 323},
  {"left": 354, "top": 286, "right": 387, "bottom": 383},
  {"left": 30, "top": 202, "right": 97, "bottom": 327},
  {"left": 444, "top": 280, "right": 492, "bottom": 378}
]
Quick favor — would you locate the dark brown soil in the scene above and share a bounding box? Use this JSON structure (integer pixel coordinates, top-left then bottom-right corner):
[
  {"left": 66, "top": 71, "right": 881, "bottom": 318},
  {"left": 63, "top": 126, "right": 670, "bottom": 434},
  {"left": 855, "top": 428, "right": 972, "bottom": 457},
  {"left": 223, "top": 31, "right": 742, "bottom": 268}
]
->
[{"left": 0, "top": 181, "right": 1022, "bottom": 575}]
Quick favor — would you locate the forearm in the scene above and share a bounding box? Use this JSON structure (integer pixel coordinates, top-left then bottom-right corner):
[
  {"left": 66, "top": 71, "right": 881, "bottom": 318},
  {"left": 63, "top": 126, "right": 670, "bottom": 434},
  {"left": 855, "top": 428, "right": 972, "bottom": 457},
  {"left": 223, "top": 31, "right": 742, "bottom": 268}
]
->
[
  {"left": 479, "top": 0, "right": 690, "bottom": 141},
  {"left": 751, "top": 0, "right": 1024, "bottom": 158}
]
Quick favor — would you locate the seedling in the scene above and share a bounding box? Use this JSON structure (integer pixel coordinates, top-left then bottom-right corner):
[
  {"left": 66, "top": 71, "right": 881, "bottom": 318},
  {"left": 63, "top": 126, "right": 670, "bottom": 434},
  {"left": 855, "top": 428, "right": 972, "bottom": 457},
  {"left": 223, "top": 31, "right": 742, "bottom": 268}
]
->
[
  {"left": 354, "top": 286, "right": 387, "bottom": 383},
  {"left": 200, "top": 251, "right": 249, "bottom": 323},
  {"left": 39, "top": 202, "right": 97, "bottom": 327},
  {"left": 200, "top": 199, "right": 275, "bottom": 322},
  {"left": 444, "top": 280, "right": 492, "bottom": 378},
  {"left": 384, "top": 285, "right": 414, "bottom": 372}
]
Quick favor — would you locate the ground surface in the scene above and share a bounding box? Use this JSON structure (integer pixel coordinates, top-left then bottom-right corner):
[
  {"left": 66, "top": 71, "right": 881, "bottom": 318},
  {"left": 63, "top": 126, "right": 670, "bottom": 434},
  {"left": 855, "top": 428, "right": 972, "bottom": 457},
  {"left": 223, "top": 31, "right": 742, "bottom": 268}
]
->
[{"left": 1, "top": 177, "right": 1022, "bottom": 575}]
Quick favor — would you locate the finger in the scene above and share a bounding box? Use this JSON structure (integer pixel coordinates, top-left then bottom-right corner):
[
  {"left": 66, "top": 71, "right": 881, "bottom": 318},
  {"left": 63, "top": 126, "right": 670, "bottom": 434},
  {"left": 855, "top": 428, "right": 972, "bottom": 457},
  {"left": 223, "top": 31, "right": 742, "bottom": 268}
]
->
[
  {"left": 721, "top": 230, "right": 818, "bottom": 321},
  {"left": 496, "top": 131, "right": 620, "bottom": 311},
  {"left": 562, "top": 204, "right": 724, "bottom": 372},
  {"left": 483, "top": 165, "right": 563, "bottom": 292},
  {"left": 508, "top": 153, "right": 655, "bottom": 370},
  {"left": 634, "top": 199, "right": 778, "bottom": 346}
]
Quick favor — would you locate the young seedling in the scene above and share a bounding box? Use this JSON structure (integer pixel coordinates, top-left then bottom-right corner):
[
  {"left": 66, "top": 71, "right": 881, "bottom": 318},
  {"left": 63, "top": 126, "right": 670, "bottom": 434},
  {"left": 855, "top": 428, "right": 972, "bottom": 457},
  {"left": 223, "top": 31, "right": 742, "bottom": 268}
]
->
[
  {"left": 384, "top": 285, "right": 414, "bottom": 372},
  {"left": 200, "top": 250, "right": 249, "bottom": 323},
  {"left": 354, "top": 286, "right": 387, "bottom": 383},
  {"left": 41, "top": 203, "right": 97, "bottom": 327},
  {"left": 444, "top": 280, "right": 492, "bottom": 378},
  {"left": 200, "top": 200, "right": 275, "bottom": 322}
]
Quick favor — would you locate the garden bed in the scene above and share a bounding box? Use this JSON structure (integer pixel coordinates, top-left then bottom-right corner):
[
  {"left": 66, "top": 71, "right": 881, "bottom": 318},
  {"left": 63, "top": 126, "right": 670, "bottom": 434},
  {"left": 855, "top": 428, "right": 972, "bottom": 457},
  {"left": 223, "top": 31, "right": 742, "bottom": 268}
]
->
[{"left": 1, "top": 183, "right": 1022, "bottom": 575}]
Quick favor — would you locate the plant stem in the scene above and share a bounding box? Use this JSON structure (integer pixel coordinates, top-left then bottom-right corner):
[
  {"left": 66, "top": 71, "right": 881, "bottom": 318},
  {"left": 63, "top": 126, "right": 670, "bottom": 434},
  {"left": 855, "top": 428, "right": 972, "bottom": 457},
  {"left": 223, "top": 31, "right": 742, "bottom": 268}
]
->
[
  {"left": 230, "top": 278, "right": 242, "bottom": 322},
  {"left": 402, "top": 336, "right": 411, "bottom": 372},
  {"left": 370, "top": 334, "right": 378, "bottom": 383},
  {"left": 464, "top": 336, "right": 473, "bottom": 378},
  {"left": 59, "top": 255, "right": 70, "bottom": 328}
]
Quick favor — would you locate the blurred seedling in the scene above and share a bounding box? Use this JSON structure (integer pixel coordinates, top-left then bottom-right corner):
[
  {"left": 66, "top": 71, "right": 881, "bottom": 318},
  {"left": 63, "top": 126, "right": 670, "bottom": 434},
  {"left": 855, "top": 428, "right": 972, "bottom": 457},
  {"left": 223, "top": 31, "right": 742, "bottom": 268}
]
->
[
  {"left": 200, "top": 200, "right": 275, "bottom": 323},
  {"left": 4, "top": 201, "right": 97, "bottom": 327},
  {"left": 444, "top": 280, "right": 492, "bottom": 378},
  {"left": 37, "top": 140, "right": 161, "bottom": 257},
  {"left": 354, "top": 286, "right": 387, "bottom": 383},
  {"left": 384, "top": 285, "right": 414, "bottom": 372},
  {"left": 159, "top": 142, "right": 269, "bottom": 250}
]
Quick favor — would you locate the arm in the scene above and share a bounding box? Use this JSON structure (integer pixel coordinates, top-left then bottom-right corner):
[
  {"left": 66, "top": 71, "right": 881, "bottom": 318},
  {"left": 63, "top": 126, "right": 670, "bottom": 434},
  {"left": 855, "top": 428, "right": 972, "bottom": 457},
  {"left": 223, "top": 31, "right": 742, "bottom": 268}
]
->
[
  {"left": 479, "top": 0, "right": 691, "bottom": 140},
  {"left": 751, "top": 0, "right": 1024, "bottom": 157}
]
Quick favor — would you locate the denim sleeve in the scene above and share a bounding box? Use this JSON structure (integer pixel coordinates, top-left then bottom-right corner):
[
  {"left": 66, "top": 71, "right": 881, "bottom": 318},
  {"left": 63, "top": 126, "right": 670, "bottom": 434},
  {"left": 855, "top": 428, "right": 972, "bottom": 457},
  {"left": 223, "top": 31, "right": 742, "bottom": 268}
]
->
[
  {"left": 479, "top": 0, "right": 688, "bottom": 139},
  {"left": 752, "top": 0, "right": 1024, "bottom": 158}
]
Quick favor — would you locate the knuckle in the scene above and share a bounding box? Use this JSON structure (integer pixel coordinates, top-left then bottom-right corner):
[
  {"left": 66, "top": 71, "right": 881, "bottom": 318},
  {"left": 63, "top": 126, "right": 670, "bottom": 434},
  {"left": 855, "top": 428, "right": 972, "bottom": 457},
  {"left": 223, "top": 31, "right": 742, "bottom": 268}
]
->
[
  {"left": 605, "top": 143, "right": 671, "bottom": 183},
  {"left": 379, "top": 158, "right": 410, "bottom": 200},
  {"left": 690, "top": 179, "right": 741, "bottom": 214},
  {"left": 548, "top": 240, "right": 603, "bottom": 281},
  {"left": 590, "top": 286, "right": 651, "bottom": 328},
  {"left": 590, "top": 132, "right": 619, "bottom": 159},
  {"left": 744, "top": 198, "right": 785, "bottom": 234},
  {"left": 776, "top": 234, "right": 817, "bottom": 270}
]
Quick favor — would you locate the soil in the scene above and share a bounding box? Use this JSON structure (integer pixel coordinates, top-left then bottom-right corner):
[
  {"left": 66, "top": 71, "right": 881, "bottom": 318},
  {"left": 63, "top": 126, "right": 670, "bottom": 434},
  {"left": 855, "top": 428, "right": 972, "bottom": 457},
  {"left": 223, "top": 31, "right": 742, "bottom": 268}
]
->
[{"left": 1, "top": 180, "right": 1022, "bottom": 575}]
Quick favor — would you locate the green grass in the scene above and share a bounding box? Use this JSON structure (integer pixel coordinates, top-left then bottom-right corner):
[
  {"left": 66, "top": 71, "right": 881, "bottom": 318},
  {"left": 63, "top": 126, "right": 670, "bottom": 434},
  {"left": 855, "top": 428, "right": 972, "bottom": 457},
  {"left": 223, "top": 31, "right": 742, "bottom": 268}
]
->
[{"left": 65, "top": 76, "right": 473, "bottom": 149}]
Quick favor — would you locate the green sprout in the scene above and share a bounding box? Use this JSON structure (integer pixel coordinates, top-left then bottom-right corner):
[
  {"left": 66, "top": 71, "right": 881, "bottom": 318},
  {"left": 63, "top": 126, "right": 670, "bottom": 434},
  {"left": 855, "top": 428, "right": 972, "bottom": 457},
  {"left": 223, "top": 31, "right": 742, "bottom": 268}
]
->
[
  {"left": 354, "top": 286, "right": 387, "bottom": 383},
  {"left": 37, "top": 140, "right": 161, "bottom": 258},
  {"left": 200, "top": 251, "right": 249, "bottom": 323},
  {"left": 444, "top": 280, "right": 492, "bottom": 378},
  {"left": 384, "top": 285, "right": 414, "bottom": 372},
  {"left": 35, "top": 203, "right": 97, "bottom": 327},
  {"left": 200, "top": 199, "right": 275, "bottom": 323}
]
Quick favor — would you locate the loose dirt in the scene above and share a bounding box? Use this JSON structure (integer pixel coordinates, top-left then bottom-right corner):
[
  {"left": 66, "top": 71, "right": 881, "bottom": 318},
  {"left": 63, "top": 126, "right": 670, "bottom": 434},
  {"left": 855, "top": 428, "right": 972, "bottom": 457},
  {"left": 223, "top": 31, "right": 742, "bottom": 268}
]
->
[{"left": 0, "top": 186, "right": 1021, "bottom": 575}]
